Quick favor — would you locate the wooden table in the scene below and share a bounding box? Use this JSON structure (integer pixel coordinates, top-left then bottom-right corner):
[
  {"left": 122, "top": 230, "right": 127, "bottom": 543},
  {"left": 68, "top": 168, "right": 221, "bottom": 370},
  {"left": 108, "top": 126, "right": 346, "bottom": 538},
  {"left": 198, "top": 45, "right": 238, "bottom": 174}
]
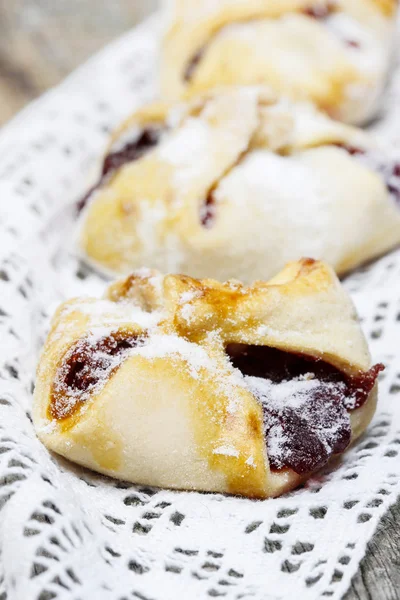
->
[
  {"left": 0, "top": 2, "right": 399, "bottom": 598},
  {"left": 0, "top": 0, "right": 156, "bottom": 124}
]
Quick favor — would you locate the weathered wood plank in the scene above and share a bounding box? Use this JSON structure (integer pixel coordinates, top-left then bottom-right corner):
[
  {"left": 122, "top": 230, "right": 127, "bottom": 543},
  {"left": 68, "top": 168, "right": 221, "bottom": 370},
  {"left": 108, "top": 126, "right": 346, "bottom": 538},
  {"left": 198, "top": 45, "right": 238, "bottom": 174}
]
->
[
  {"left": 344, "top": 499, "right": 400, "bottom": 600},
  {"left": 0, "top": 0, "right": 157, "bottom": 123}
]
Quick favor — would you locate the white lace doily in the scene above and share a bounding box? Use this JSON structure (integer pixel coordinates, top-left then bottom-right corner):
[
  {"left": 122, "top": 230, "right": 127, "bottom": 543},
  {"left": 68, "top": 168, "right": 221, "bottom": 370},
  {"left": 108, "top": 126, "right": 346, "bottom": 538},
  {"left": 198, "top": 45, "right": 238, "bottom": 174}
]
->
[{"left": 1, "top": 13, "right": 400, "bottom": 600}]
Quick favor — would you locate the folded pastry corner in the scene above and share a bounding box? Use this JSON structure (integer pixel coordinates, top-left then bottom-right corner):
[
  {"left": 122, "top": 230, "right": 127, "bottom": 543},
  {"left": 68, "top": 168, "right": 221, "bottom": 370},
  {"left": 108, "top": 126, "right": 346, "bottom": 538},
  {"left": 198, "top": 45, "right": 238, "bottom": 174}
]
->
[
  {"left": 33, "top": 259, "right": 383, "bottom": 498},
  {"left": 78, "top": 85, "right": 400, "bottom": 282},
  {"left": 162, "top": 0, "right": 397, "bottom": 125}
]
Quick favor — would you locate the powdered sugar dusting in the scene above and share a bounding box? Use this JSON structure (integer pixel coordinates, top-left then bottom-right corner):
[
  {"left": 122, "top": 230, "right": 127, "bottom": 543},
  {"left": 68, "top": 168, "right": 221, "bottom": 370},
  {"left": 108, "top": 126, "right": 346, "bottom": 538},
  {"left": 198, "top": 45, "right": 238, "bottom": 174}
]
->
[
  {"left": 134, "top": 334, "right": 214, "bottom": 379},
  {"left": 215, "top": 148, "right": 332, "bottom": 259},
  {"left": 213, "top": 444, "right": 240, "bottom": 458},
  {"left": 245, "top": 455, "right": 256, "bottom": 468},
  {"left": 180, "top": 303, "right": 195, "bottom": 323},
  {"left": 133, "top": 334, "right": 246, "bottom": 414},
  {"left": 158, "top": 117, "right": 213, "bottom": 187},
  {"left": 179, "top": 290, "right": 201, "bottom": 304},
  {"left": 179, "top": 290, "right": 202, "bottom": 323},
  {"left": 63, "top": 299, "right": 164, "bottom": 330},
  {"left": 325, "top": 13, "right": 385, "bottom": 77},
  {"left": 52, "top": 330, "right": 147, "bottom": 419},
  {"left": 245, "top": 375, "right": 351, "bottom": 473},
  {"left": 52, "top": 331, "right": 217, "bottom": 419}
]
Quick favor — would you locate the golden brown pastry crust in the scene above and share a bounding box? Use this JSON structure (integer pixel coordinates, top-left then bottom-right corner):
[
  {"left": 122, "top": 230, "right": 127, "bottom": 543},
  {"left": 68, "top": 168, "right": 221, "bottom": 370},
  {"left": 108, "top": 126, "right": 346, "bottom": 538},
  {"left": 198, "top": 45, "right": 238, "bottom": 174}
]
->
[
  {"left": 34, "top": 259, "right": 380, "bottom": 498},
  {"left": 161, "top": 0, "right": 397, "bottom": 124},
  {"left": 79, "top": 86, "right": 400, "bottom": 282}
]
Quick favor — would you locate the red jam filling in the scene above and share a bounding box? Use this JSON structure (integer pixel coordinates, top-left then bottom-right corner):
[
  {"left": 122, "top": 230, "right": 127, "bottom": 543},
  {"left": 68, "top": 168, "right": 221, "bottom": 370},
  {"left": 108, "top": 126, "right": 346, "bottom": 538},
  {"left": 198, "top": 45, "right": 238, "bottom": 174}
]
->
[
  {"left": 184, "top": 49, "right": 205, "bottom": 82},
  {"left": 227, "top": 344, "right": 383, "bottom": 474},
  {"left": 303, "top": 1, "right": 337, "bottom": 19},
  {"left": 102, "top": 127, "right": 164, "bottom": 177},
  {"left": 345, "top": 39, "right": 360, "bottom": 49},
  {"left": 77, "top": 126, "right": 164, "bottom": 214},
  {"left": 304, "top": 3, "right": 361, "bottom": 48},
  {"left": 50, "top": 331, "right": 145, "bottom": 420},
  {"left": 386, "top": 163, "right": 400, "bottom": 206},
  {"left": 335, "top": 144, "right": 400, "bottom": 207},
  {"left": 200, "top": 191, "right": 216, "bottom": 228},
  {"left": 334, "top": 143, "right": 365, "bottom": 157}
]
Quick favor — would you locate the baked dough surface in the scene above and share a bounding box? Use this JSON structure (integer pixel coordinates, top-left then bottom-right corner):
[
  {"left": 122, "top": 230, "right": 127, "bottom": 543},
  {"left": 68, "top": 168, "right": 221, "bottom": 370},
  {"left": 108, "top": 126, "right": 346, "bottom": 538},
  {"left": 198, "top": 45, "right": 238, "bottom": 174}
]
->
[
  {"left": 162, "top": 0, "right": 397, "bottom": 124},
  {"left": 80, "top": 86, "right": 400, "bottom": 282},
  {"left": 34, "top": 259, "right": 380, "bottom": 498}
]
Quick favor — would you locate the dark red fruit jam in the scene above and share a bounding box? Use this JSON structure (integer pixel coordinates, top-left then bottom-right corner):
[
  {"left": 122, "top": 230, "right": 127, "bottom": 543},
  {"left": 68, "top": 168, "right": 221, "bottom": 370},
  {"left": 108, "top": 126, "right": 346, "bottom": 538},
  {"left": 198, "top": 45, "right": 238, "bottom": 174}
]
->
[
  {"left": 226, "top": 344, "right": 383, "bottom": 474},
  {"left": 76, "top": 183, "right": 99, "bottom": 214},
  {"left": 303, "top": 1, "right": 337, "bottom": 19},
  {"left": 385, "top": 163, "right": 400, "bottom": 206},
  {"left": 335, "top": 144, "right": 400, "bottom": 207},
  {"left": 184, "top": 48, "right": 204, "bottom": 82},
  {"left": 50, "top": 331, "right": 145, "bottom": 419},
  {"left": 334, "top": 143, "right": 366, "bottom": 157},
  {"left": 347, "top": 363, "right": 385, "bottom": 410},
  {"left": 265, "top": 390, "right": 351, "bottom": 474},
  {"left": 102, "top": 127, "right": 164, "bottom": 177},
  {"left": 345, "top": 39, "right": 360, "bottom": 49},
  {"left": 77, "top": 126, "right": 164, "bottom": 214},
  {"left": 201, "top": 191, "right": 216, "bottom": 228}
]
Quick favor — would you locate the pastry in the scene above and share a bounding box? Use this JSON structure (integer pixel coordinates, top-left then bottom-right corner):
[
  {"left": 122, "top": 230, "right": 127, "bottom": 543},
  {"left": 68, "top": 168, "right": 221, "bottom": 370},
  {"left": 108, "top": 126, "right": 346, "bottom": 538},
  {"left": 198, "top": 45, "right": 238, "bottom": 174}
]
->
[
  {"left": 161, "top": 0, "right": 397, "bottom": 124},
  {"left": 33, "top": 259, "right": 383, "bottom": 498},
  {"left": 79, "top": 86, "right": 400, "bottom": 283}
]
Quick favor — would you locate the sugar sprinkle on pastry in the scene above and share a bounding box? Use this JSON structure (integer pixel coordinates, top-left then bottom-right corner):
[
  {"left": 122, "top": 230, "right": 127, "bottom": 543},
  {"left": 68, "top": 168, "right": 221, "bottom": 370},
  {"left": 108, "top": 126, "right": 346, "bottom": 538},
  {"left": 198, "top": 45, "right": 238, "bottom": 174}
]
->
[
  {"left": 79, "top": 86, "right": 400, "bottom": 282},
  {"left": 162, "top": 0, "right": 397, "bottom": 124},
  {"left": 34, "top": 260, "right": 383, "bottom": 499}
]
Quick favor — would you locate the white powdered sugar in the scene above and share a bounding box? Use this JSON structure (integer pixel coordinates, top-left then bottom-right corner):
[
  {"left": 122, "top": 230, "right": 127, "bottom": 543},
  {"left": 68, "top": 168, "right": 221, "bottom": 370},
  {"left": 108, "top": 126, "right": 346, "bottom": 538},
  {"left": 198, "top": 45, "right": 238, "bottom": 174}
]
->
[
  {"left": 135, "top": 198, "right": 169, "bottom": 254},
  {"left": 133, "top": 333, "right": 214, "bottom": 377},
  {"left": 65, "top": 299, "right": 164, "bottom": 330},
  {"left": 213, "top": 444, "right": 240, "bottom": 458},
  {"left": 132, "top": 334, "right": 247, "bottom": 415},
  {"left": 49, "top": 324, "right": 251, "bottom": 421},
  {"left": 178, "top": 290, "right": 202, "bottom": 323},
  {"left": 245, "top": 455, "right": 256, "bottom": 467},
  {"left": 179, "top": 302, "right": 195, "bottom": 323},
  {"left": 244, "top": 374, "right": 350, "bottom": 470},
  {"left": 129, "top": 266, "right": 154, "bottom": 279},
  {"left": 246, "top": 375, "right": 321, "bottom": 410},
  {"left": 179, "top": 290, "right": 201, "bottom": 304},
  {"left": 110, "top": 125, "right": 142, "bottom": 154},
  {"left": 52, "top": 330, "right": 146, "bottom": 418},
  {"left": 158, "top": 86, "right": 260, "bottom": 193},
  {"left": 257, "top": 324, "right": 278, "bottom": 337},
  {"left": 216, "top": 150, "right": 315, "bottom": 206},
  {"left": 287, "top": 99, "right": 368, "bottom": 147},
  {"left": 158, "top": 117, "right": 213, "bottom": 184},
  {"left": 50, "top": 327, "right": 223, "bottom": 420},
  {"left": 325, "top": 13, "right": 386, "bottom": 77},
  {"left": 215, "top": 149, "right": 332, "bottom": 259}
]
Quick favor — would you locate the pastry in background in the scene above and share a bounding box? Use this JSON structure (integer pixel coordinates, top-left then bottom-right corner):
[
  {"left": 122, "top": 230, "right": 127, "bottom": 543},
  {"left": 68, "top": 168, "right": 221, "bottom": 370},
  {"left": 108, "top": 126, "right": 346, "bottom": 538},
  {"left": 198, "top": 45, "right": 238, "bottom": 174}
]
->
[
  {"left": 161, "top": 0, "right": 397, "bottom": 125},
  {"left": 79, "top": 86, "right": 400, "bottom": 283},
  {"left": 33, "top": 260, "right": 383, "bottom": 499}
]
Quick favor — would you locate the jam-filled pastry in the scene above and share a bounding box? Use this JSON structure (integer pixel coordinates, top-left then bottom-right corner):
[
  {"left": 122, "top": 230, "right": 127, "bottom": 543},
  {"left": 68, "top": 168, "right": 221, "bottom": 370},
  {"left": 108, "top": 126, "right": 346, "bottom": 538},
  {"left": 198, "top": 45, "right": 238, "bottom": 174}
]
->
[
  {"left": 79, "top": 86, "right": 400, "bottom": 283},
  {"left": 34, "top": 259, "right": 384, "bottom": 498},
  {"left": 161, "top": 0, "right": 397, "bottom": 124}
]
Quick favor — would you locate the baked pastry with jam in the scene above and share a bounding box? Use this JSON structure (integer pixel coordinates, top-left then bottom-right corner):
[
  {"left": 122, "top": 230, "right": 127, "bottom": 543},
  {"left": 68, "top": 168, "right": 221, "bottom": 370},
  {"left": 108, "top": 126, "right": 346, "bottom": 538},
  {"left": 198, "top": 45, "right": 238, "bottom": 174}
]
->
[
  {"left": 34, "top": 259, "right": 383, "bottom": 498},
  {"left": 162, "top": 0, "right": 397, "bottom": 124},
  {"left": 79, "top": 86, "right": 400, "bottom": 283}
]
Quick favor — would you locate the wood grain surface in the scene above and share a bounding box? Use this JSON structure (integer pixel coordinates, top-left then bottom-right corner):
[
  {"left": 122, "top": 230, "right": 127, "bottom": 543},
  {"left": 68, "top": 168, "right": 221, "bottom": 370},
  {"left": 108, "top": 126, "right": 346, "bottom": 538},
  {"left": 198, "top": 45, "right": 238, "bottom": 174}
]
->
[
  {"left": 0, "top": 0, "right": 157, "bottom": 124},
  {"left": 0, "top": 2, "right": 399, "bottom": 599}
]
